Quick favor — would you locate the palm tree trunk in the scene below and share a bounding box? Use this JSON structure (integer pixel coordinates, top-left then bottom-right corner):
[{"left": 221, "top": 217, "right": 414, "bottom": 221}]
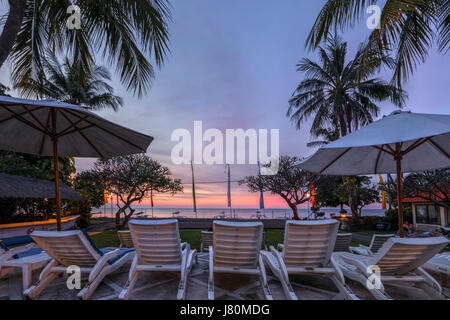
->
[{"left": 0, "top": 0, "right": 27, "bottom": 70}]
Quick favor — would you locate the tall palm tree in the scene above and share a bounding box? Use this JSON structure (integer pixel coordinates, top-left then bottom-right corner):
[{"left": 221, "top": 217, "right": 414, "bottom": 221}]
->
[
  {"left": 288, "top": 36, "right": 406, "bottom": 138},
  {"left": 306, "top": 128, "right": 340, "bottom": 148},
  {"left": 20, "top": 54, "right": 123, "bottom": 111},
  {"left": 0, "top": 0, "right": 171, "bottom": 97},
  {"left": 307, "top": 0, "right": 449, "bottom": 88}
]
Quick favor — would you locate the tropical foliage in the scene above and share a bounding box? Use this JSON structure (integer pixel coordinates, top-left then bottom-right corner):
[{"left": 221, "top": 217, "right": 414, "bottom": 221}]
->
[
  {"left": 0, "top": 151, "right": 76, "bottom": 222},
  {"left": 307, "top": 0, "right": 450, "bottom": 87},
  {"left": 334, "top": 176, "right": 380, "bottom": 222},
  {"left": 0, "top": 0, "right": 172, "bottom": 97},
  {"left": 240, "top": 156, "right": 314, "bottom": 220},
  {"left": 18, "top": 54, "right": 123, "bottom": 111},
  {"left": 288, "top": 36, "right": 406, "bottom": 138},
  {"left": 404, "top": 169, "right": 450, "bottom": 210},
  {"left": 82, "top": 154, "right": 182, "bottom": 229}
]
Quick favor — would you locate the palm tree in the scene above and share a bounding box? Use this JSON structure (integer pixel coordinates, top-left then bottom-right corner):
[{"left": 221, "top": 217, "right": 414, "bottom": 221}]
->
[
  {"left": 20, "top": 54, "right": 123, "bottom": 111},
  {"left": 306, "top": 128, "right": 340, "bottom": 148},
  {"left": 288, "top": 36, "right": 406, "bottom": 138},
  {"left": 306, "top": 0, "right": 449, "bottom": 87},
  {"left": 0, "top": 0, "right": 171, "bottom": 97}
]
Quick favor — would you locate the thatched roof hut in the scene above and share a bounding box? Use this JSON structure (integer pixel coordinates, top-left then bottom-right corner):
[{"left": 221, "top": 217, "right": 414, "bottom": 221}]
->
[{"left": 0, "top": 173, "right": 82, "bottom": 200}]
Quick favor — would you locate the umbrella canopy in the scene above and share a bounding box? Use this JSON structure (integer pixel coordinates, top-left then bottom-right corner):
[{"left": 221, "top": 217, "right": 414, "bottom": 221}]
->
[
  {"left": 0, "top": 95, "right": 154, "bottom": 230},
  {"left": 0, "top": 173, "right": 82, "bottom": 200},
  {"left": 0, "top": 96, "right": 152, "bottom": 158},
  {"left": 295, "top": 111, "right": 450, "bottom": 237}
]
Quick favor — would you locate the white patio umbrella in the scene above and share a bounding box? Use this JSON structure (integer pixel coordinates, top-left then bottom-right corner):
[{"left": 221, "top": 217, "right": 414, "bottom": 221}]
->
[
  {"left": 295, "top": 111, "right": 450, "bottom": 237},
  {"left": 0, "top": 96, "right": 153, "bottom": 230}
]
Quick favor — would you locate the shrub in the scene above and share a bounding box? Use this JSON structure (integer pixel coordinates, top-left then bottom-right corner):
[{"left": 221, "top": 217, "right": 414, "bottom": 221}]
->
[{"left": 70, "top": 200, "right": 92, "bottom": 229}]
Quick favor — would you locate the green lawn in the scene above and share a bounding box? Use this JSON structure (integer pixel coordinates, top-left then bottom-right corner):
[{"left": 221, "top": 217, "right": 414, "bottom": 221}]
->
[
  {"left": 353, "top": 231, "right": 396, "bottom": 236},
  {"left": 90, "top": 228, "right": 362, "bottom": 251},
  {"left": 90, "top": 228, "right": 450, "bottom": 252}
]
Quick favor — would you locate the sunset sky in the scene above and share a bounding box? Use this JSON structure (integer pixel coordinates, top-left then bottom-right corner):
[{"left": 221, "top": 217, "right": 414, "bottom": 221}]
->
[{"left": 1, "top": 1, "right": 449, "bottom": 209}]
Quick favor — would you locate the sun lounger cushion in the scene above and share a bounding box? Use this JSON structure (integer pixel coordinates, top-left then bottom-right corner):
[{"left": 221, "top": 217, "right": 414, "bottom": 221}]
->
[
  {"left": 1, "top": 235, "right": 33, "bottom": 246},
  {"left": 0, "top": 240, "right": 9, "bottom": 252},
  {"left": 100, "top": 248, "right": 135, "bottom": 265},
  {"left": 81, "top": 230, "right": 135, "bottom": 265},
  {"left": 15, "top": 247, "right": 43, "bottom": 258},
  {"left": 0, "top": 239, "right": 43, "bottom": 259},
  {"left": 81, "top": 229, "right": 104, "bottom": 256}
]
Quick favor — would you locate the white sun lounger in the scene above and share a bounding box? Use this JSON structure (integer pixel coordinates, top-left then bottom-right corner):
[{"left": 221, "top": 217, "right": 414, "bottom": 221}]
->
[
  {"left": 261, "top": 219, "right": 357, "bottom": 300},
  {"left": 333, "top": 237, "right": 450, "bottom": 300},
  {"left": 200, "top": 231, "right": 213, "bottom": 252},
  {"left": 350, "top": 234, "right": 394, "bottom": 256},
  {"left": 423, "top": 252, "right": 450, "bottom": 282},
  {"left": 208, "top": 221, "right": 272, "bottom": 300},
  {"left": 334, "top": 233, "right": 353, "bottom": 252},
  {"left": 0, "top": 241, "right": 51, "bottom": 290},
  {"left": 117, "top": 230, "right": 134, "bottom": 248},
  {"left": 118, "top": 219, "right": 197, "bottom": 300},
  {"left": 23, "top": 230, "right": 135, "bottom": 300}
]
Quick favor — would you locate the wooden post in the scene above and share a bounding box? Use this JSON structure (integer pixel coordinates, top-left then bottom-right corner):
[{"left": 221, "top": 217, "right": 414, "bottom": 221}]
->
[
  {"left": 51, "top": 109, "right": 61, "bottom": 231},
  {"left": 53, "top": 138, "right": 61, "bottom": 231},
  {"left": 395, "top": 144, "right": 404, "bottom": 238}
]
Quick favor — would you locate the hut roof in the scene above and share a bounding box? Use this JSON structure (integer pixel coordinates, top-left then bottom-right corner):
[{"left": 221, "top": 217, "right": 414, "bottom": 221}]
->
[{"left": 0, "top": 173, "right": 82, "bottom": 200}]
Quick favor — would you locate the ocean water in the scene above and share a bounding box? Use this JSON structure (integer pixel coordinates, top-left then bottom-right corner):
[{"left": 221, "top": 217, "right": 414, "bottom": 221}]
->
[{"left": 94, "top": 206, "right": 385, "bottom": 220}]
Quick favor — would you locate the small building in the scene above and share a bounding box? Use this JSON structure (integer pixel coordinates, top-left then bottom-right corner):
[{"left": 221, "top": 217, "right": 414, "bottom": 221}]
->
[{"left": 403, "top": 195, "right": 449, "bottom": 231}]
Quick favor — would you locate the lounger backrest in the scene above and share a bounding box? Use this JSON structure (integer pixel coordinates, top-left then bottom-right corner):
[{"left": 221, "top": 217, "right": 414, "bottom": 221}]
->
[
  {"left": 369, "top": 234, "right": 394, "bottom": 253},
  {"left": 128, "top": 219, "right": 182, "bottom": 265},
  {"left": 371, "top": 237, "right": 450, "bottom": 275},
  {"left": 0, "top": 240, "right": 8, "bottom": 254},
  {"left": 213, "top": 221, "right": 263, "bottom": 269},
  {"left": 31, "top": 230, "right": 102, "bottom": 267},
  {"left": 201, "top": 231, "right": 213, "bottom": 251},
  {"left": 283, "top": 220, "right": 339, "bottom": 268},
  {"left": 117, "top": 230, "right": 134, "bottom": 248},
  {"left": 333, "top": 233, "right": 352, "bottom": 252}
]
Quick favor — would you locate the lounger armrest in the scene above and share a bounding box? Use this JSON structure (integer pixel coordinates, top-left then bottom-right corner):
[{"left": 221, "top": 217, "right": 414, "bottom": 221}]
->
[
  {"left": 276, "top": 244, "right": 284, "bottom": 251},
  {"left": 350, "top": 245, "right": 372, "bottom": 256},
  {"left": 416, "top": 267, "right": 442, "bottom": 293},
  {"left": 208, "top": 246, "right": 214, "bottom": 284},
  {"left": 338, "top": 253, "right": 380, "bottom": 283},
  {"left": 270, "top": 246, "right": 289, "bottom": 283},
  {"left": 181, "top": 242, "right": 187, "bottom": 250},
  {"left": 88, "top": 249, "right": 119, "bottom": 282},
  {"left": 0, "top": 243, "right": 35, "bottom": 262},
  {"left": 330, "top": 254, "right": 345, "bottom": 284},
  {"left": 180, "top": 244, "right": 190, "bottom": 280}
]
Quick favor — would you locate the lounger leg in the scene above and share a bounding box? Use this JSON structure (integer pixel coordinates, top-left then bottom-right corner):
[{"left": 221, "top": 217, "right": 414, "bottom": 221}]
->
[
  {"left": 416, "top": 282, "right": 446, "bottom": 300},
  {"left": 118, "top": 255, "right": 140, "bottom": 301},
  {"left": 77, "top": 267, "right": 111, "bottom": 300},
  {"left": 178, "top": 250, "right": 197, "bottom": 300},
  {"left": 329, "top": 275, "right": 359, "bottom": 300},
  {"left": 22, "top": 265, "right": 32, "bottom": 291},
  {"left": 358, "top": 274, "right": 391, "bottom": 300},
  {"left": 23, "top": 272, "right": 60, "bottom": 300},
  {"left": 258, "top": 256, "right": 273, "bottom": 300},
  {"left": 261, "top": 250, "right": 297, "bottom": 300},
  {"left": 415, "top": 267, "right": 446, "bottom": 300},
  {"left": 208, "top": 247, "right": 214, "bottom": 300},
  {"left": 0, "top": 266, "right": 10, "bottom": 279}
]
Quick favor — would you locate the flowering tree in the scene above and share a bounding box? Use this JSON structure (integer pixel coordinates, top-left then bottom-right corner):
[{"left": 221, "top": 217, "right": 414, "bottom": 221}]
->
[
  {"left": 87, "top": 154, "right": 182, "bottom": 229},
  {"left": 240, "top": 156, "right": 313, "bottom": 220}
]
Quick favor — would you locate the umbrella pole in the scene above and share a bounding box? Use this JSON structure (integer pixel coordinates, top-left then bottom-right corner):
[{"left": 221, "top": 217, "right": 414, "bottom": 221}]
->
[
  {"left": 395, "top": 155, "right": 404, "bottom": 238},
  {"left": 53, "top": 138, "right": 62, "bottom": 231}
]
